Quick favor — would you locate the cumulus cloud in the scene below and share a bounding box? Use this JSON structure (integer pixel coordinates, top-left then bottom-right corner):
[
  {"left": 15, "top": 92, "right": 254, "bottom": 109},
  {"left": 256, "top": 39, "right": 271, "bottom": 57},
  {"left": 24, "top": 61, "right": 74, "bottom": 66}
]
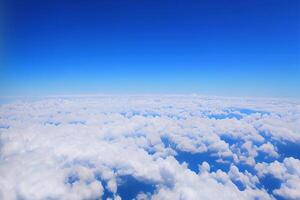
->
[
  {"left": 255, "top": 157, "right": 300, "bottom": 200},
  {"left": 0, "top": 95, "right": 299, "bottom": 200}
]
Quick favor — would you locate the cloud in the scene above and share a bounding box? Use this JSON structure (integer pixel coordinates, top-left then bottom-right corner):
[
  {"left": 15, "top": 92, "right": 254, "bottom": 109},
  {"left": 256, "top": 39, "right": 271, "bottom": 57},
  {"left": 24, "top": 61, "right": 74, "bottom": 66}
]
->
[
  {"left": 257, "top": 142, "right": 279, "bottom": 158},
  {"left": 255, "top": 157, "right": 300, "bottom": 200},
  {"left": 0, "top": 95, "right": 299, "bottom": 199}
]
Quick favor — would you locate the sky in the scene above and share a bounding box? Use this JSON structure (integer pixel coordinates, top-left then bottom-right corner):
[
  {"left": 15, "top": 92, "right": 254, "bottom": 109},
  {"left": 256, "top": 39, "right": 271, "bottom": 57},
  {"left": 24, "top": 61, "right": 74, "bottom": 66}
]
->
[{"left": 1, "top": 0, "right": 300, "bottom": 97}]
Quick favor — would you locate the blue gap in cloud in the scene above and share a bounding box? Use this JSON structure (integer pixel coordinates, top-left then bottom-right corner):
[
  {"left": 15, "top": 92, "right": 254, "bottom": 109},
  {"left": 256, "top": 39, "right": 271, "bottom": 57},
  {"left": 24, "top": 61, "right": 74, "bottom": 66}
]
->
[
  {"left": 220, "top": 135, "right": 243, "bottom": 146},
  {"left": 57, "top": 111, "right": 71, "bottom": 115},
  {"left": 143, "top": 110, "right": 161, "bottom": 118},
  {"left": 94, "top": 173, "right": 114, "bottom": 200},
  {"left": 256, "top": 131, "right": 300, "bottom": 160},
  {"left": 68, "top": 120, "right": 86, "bottom": 125},
  {"left": 256, "top": 154, "right": 278, "bottom": 164},
  {"left": 65, "top": 172, "right": 80, "bottom": 185},
  {"left": 161, "top": 136, "right": 177, "bottom": 149},
  {"left": 166, "top": 114, "right": 187, "bottom": 120},
  {"left": 255, "top": 151, "right": 278, "bottom": 164},
  {"left": 144, "top": 145, "right": 157, "bottom": 155},
  {"left": 162, "top": 135, "right": 288, "bottom": 194},
  {"left": 0, "top": 125, "right": 9, "bottom": 129},
  {"left": 219, "top": 137, "right": 257, "bottom": 174},
  {"left": 257, "top": 174, "right": 286, "bottom": 200},
  {"left": 232, "top": 179, "right": 246, "bottom": 191},
  {"left": 235, "top": 163, "right": 256, "bottom": 175},
  {"left": 229, "top": 108, "right": 269, "bottom": 115},
  {"left": 227, "top": 131, "right": 289, "bottom": 198},
  {"left": 162, "top": 136, "right": 231, "bottom": 173},
  {"left": 220, "top": 134, "right": 286, "bottom": 196},
  {"left": 117, "top": 175, "right": 156, "bottom": 200},
  {"left": 274, "top": 140, "right": 300, "bottom": 160},
  {"left": 120, "top": 110, "right": 160, "bottom": 118},
  {"left": 218, "top": 135, "right": 258, "bottom": 174},
  {"left": 44, "top": 121, "right": 61, "bottom": 126},
  {"left": 120, "top": 111, "right": 140, "bottom": 118},
  {"left": 221, "top": 135, "right": 274, "bottom": 175},
  {"left": 175, "top": 150, "right": 231, "bottom": 173},
  {"left": 208, "top": 108, "right": 269, "bottom": 120},
  {"left": 171, "top": 144, "right": 250, "bottom": 192},
  {"left": 208, "top": 113, "right": 243, "bottom": 120},
  {"left": 221, "top": 134, "right": 277, "bottom": 167}
]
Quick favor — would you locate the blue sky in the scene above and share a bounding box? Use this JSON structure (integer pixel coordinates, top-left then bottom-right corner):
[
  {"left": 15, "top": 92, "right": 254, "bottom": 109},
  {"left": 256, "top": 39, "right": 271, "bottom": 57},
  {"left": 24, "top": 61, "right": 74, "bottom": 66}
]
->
[{"left": 1, "top": 0, "right": 300, "bottom": 97}]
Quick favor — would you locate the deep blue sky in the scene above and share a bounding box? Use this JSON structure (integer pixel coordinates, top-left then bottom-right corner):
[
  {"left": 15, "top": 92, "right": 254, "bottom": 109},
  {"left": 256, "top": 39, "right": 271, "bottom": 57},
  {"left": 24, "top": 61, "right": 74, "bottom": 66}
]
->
[{"left": 1, "top": 0, "right": 300, "bottom": 97}]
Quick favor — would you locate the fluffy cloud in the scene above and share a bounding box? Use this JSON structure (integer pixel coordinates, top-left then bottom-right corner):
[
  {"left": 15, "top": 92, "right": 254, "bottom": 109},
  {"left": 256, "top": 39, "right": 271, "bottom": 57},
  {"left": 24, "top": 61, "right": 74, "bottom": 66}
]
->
[
  {"left": 0, "top": 95, "right": 299, "bottom": 200},
  {"left": 255, "top": 157, "right": 300, "bottom": 200}
]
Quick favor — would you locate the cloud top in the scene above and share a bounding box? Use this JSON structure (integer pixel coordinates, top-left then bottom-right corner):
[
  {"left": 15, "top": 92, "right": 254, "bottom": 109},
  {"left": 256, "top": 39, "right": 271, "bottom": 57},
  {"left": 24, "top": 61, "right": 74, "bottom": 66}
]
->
[{"left": 0, "top": 95, "right": 299, "bottom": 200}]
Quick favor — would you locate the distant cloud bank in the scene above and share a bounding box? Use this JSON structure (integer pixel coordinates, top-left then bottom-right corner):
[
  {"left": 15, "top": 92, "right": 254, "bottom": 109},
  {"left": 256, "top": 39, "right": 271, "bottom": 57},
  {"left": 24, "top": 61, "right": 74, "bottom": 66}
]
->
[{"left": 0, "top": 95, "right": 300, "bottom": 200}]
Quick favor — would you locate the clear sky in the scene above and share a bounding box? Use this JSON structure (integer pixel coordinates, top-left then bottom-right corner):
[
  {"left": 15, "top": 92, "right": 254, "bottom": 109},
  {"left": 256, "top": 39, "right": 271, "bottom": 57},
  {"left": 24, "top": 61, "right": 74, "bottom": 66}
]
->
[{"left": 1, "top": 0, "right": 300, "bottom": 97}]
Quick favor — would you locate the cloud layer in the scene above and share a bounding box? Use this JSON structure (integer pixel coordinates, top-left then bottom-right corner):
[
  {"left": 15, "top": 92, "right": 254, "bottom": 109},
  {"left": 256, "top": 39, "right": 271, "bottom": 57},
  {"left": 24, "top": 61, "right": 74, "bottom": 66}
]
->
[{"left": 0, "top": 95, "right": 300, "bottom": 200}]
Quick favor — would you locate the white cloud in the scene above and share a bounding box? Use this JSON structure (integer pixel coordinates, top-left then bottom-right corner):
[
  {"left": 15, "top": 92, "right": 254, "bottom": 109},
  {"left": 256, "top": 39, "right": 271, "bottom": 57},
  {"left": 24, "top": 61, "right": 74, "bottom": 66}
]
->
[
  {"left": 0, "top": 95, "right": 299, "bottom": 199},
  {"left": 257, "top": 142, "right": 279, "bottom": 158},
  {"left": 255, "top": 157, "right": 300, "bottom": 200}
]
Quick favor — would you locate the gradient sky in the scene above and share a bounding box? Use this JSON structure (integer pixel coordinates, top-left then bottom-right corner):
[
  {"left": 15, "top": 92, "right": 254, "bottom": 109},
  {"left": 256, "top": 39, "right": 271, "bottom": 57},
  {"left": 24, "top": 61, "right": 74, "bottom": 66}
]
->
[{"left": 1, "top": 0, "right": 300, "bottom": 97}]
